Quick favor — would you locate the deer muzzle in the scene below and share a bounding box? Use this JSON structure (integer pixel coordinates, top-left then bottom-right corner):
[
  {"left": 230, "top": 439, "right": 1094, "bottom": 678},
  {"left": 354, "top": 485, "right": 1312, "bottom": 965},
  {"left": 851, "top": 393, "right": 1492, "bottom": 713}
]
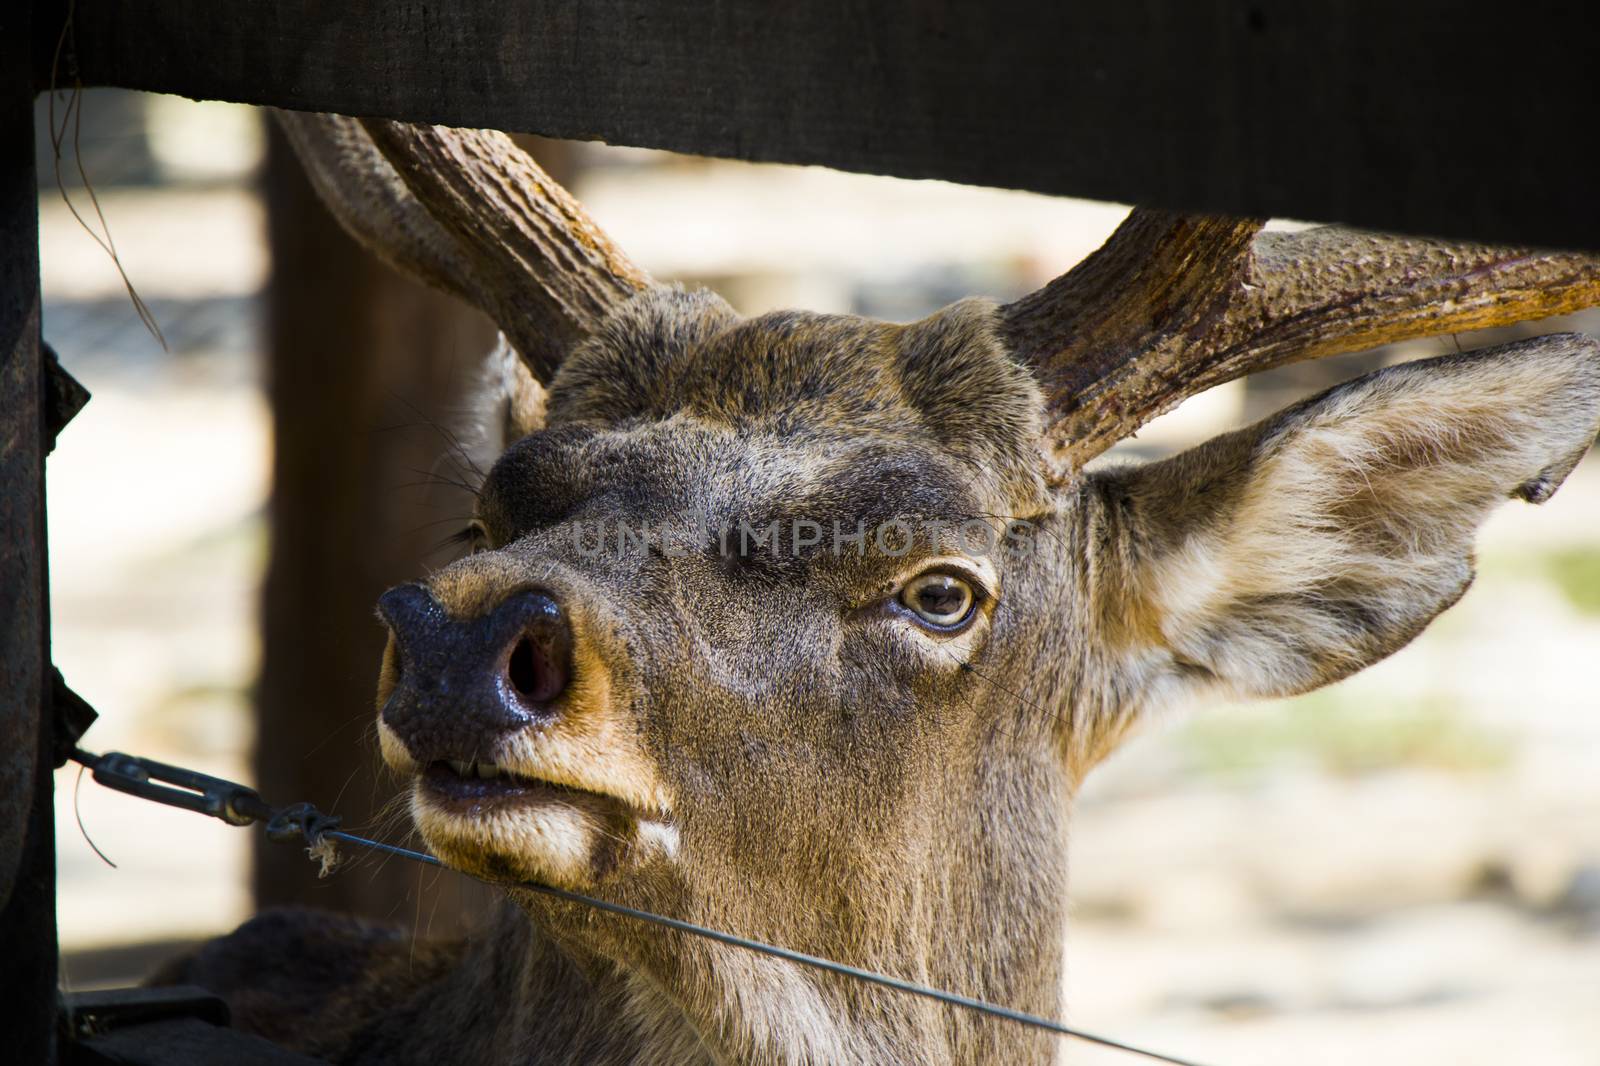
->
[
  {"left": 371, "top": 570, "right": 675, "bottom": 889},
  {"left": 376, "top": 582, "right": 573, "bottom": 764}
]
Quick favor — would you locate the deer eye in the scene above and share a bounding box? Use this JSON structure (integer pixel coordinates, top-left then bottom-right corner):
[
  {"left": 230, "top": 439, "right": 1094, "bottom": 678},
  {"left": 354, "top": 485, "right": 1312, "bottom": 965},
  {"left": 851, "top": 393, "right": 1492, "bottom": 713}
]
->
[
  {"left": 899, "top": 572, "right": 977, "bottom": 630},
  {"left": 449, "top": 521, "right": 489, "bottom": 556}
]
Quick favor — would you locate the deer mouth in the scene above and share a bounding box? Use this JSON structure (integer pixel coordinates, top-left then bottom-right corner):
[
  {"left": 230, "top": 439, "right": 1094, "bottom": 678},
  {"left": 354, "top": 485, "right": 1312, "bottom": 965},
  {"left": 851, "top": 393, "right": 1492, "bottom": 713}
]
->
[
  {"left": 378, "top": 705, "right": 677, "bottom": 888},
  {"left": 408, "top": 754, "right": 671, "bottom": 890},
  {"left": 420, "top": 759, "right": 617, "bottom": 814}
]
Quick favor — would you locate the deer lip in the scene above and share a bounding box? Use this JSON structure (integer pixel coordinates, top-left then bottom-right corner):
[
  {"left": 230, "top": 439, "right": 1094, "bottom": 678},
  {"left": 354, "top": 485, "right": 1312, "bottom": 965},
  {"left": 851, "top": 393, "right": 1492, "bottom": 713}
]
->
[{"left": 420, "top": 760, "right": 617, "bottom": 814}]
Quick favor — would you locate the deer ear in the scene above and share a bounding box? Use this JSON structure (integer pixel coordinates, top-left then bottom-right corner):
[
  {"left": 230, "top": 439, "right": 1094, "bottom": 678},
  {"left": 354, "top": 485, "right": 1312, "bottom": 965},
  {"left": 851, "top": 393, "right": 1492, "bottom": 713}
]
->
[
  {"left": 1088, "top": 334, "right": 1600, "bottom": 707},
  {"left": 470, "top": 334, "right": 547, "bottom": 463}
]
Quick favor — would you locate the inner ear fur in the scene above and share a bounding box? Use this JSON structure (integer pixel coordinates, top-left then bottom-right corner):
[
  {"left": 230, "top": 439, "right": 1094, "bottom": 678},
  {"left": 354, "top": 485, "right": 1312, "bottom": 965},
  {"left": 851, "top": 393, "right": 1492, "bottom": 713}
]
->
[{"left": 1085, "top": 333, "right": 1600, "bottom": 710}]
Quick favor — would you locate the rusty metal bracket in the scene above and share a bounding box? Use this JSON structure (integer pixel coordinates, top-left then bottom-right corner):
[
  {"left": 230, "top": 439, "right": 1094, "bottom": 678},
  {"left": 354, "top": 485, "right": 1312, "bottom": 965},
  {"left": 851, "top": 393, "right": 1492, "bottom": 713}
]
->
[
  {"left": 43, "top": 342, "right": 90, "bottom": 455},
  {"left": 60, "top": 985, "right": 328, "bottom": 1065},
  {"left": 50, "top": 670, "right": 98, "bottom": 769},
  {"left": 61, "top": 986, "right": 230, "bottom": 1042}
]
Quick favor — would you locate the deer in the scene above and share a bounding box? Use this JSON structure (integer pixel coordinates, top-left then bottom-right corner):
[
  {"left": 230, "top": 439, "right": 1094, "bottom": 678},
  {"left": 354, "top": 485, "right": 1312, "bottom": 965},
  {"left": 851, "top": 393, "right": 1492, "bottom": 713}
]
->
[{"left": 162, "top": 111, "right": 1600, "bottom": 1066}]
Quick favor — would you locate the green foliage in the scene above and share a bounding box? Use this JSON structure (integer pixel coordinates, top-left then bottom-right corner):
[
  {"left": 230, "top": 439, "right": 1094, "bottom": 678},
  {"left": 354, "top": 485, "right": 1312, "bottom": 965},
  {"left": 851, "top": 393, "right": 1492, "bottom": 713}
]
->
[
  {"left": 1541, "top": 547, "right": 1600, "bottom": 616},
  {"left": 1175, "top": 690, "right": 1512, "bottom": 781}
]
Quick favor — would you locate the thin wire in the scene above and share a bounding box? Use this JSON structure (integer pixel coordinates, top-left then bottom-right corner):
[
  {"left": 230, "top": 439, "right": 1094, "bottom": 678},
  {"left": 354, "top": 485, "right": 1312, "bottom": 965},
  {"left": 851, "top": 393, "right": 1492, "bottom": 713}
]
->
[
  {"left": 72, "top": 763, "right": 117, "bottom": 868},
  {"left": 67, "top": 747, "right": 1216, "bottom": 1065},
  {"left": 320, "top": 828, "right": 1216, "bottom": 1066},
  {"left": 46, "top": 0, "right": 168, "bottom": 351}
]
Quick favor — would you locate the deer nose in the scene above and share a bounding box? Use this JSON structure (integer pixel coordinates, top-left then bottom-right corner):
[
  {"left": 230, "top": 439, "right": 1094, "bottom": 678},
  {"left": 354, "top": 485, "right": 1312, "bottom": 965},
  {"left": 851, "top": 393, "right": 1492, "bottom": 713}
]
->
[{"left": 377, "top": 583, "right": 573, "bottom": 758}]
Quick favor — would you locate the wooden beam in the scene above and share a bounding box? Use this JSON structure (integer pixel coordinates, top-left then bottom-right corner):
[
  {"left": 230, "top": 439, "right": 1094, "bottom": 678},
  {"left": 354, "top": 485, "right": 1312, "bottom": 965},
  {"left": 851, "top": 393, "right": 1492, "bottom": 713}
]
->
[{"left": 32, "top": 1, "right": 1600, "bottom": 250}]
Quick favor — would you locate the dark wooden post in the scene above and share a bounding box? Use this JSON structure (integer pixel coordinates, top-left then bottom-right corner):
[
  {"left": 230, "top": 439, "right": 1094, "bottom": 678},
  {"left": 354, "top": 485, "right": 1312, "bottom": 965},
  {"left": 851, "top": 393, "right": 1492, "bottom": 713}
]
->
[
  {"left": 254, "top": 122, "right": 499, "bottom": 927},
  {"left": 0, "top": 1, "right": 58, "bottom": 1060}
]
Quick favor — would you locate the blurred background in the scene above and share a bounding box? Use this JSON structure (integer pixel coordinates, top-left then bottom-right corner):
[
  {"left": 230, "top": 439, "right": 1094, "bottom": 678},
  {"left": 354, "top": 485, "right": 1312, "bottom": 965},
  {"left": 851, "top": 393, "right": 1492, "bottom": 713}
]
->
[{"left": 38, "top": 90, "right": 1600, "bottom": 1065}]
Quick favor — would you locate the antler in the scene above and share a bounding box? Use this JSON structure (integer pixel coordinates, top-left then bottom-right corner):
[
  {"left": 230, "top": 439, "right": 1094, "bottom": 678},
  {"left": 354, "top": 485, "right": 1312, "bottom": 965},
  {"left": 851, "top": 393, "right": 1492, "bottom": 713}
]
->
[
  {"left": 1002, "top": 209, "right": 1600, "bottom": 477},
  {"left": 273, "top": 112, "right": 652, "bottom": 384}
]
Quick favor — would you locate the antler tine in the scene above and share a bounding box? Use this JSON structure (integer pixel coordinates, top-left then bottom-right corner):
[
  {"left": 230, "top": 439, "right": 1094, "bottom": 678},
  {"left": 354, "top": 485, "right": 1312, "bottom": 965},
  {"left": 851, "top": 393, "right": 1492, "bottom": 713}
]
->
[
  {"left": 275, "top": 111, "right": 654, "bottom": 384},
  {"left": 272, "top": 111, "right": 486, "bottom": 314},
  {"left": 1002, "top": 209, "right": 1600, "bottom": 478},
  {"left": 359, "top": 120, "right": 653, "bottom": 384}
]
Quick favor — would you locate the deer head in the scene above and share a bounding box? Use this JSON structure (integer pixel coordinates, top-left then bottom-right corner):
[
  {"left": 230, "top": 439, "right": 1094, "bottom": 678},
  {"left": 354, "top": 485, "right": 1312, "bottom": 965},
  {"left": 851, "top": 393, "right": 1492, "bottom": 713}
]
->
[{"left": 279, "top": 113, "right": 1600, "bottom": 1064}]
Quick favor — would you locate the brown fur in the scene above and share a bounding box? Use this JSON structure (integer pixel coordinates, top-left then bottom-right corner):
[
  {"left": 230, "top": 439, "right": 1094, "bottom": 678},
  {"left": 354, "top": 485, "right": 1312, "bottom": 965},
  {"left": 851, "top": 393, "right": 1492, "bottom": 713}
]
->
[{"left": 167, "top": 289, "right": 1600, "bottom": 1065}]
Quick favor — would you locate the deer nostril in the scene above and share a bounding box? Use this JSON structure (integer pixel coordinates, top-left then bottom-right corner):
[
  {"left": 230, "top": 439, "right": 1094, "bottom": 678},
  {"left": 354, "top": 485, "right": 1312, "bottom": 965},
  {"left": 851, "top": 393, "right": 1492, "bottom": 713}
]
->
[
  {"left": 501, "top": 595, "right": 572, "bottom": 709},
  {"left": 507, "top": 635, "right": 541, "bottom": 700}
]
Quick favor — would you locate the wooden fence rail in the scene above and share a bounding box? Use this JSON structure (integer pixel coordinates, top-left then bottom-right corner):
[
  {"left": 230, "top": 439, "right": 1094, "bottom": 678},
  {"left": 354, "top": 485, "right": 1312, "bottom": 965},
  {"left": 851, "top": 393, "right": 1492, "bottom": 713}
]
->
[{"left": 30, "top": 0, "right": 1600, "bottom": 249}]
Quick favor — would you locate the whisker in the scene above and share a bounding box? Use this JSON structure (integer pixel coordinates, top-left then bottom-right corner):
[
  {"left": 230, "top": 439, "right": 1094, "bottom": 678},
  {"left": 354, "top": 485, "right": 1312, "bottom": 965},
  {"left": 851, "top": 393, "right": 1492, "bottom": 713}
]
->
[{"left": 385, "top": 390, "right": 489, "bottom": 483}]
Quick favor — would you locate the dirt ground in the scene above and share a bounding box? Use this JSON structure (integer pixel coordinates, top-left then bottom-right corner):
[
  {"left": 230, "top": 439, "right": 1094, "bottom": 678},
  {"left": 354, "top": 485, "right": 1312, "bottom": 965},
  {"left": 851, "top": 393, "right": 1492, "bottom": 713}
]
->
[{"left": 40, "top": 96, "right": 1600, "bottom": 1065}]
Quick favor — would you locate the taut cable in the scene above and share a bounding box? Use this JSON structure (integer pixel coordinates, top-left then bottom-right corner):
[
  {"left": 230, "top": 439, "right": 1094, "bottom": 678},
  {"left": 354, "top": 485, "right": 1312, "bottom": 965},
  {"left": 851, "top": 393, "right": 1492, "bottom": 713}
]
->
[{"left": 69, "top": 747, "right": 1216, "bottom": 1066}]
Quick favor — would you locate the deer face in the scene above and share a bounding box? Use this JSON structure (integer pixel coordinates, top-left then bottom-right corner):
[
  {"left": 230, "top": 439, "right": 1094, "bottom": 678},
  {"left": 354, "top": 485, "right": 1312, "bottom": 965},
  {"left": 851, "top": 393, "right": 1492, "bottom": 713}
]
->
[
  {"left": 282, "top": 114, "right": 1600, "bottom": 1062},
  {"left": 374, "top": 295, "right": 1077, "bottom": 1001}
]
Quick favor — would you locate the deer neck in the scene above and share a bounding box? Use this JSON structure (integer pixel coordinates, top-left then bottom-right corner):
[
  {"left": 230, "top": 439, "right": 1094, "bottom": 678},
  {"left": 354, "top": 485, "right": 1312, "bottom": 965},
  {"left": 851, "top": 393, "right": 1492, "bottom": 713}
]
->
[
  {"left": 454, "top": 812, "right": 1069, "bottom": 1065},
  {"left": 388, "top": 901, "right": 713, "bottom": 1066},
  {"left": 392, "top": 852, "right": 1068, "bottom": 1066}
]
